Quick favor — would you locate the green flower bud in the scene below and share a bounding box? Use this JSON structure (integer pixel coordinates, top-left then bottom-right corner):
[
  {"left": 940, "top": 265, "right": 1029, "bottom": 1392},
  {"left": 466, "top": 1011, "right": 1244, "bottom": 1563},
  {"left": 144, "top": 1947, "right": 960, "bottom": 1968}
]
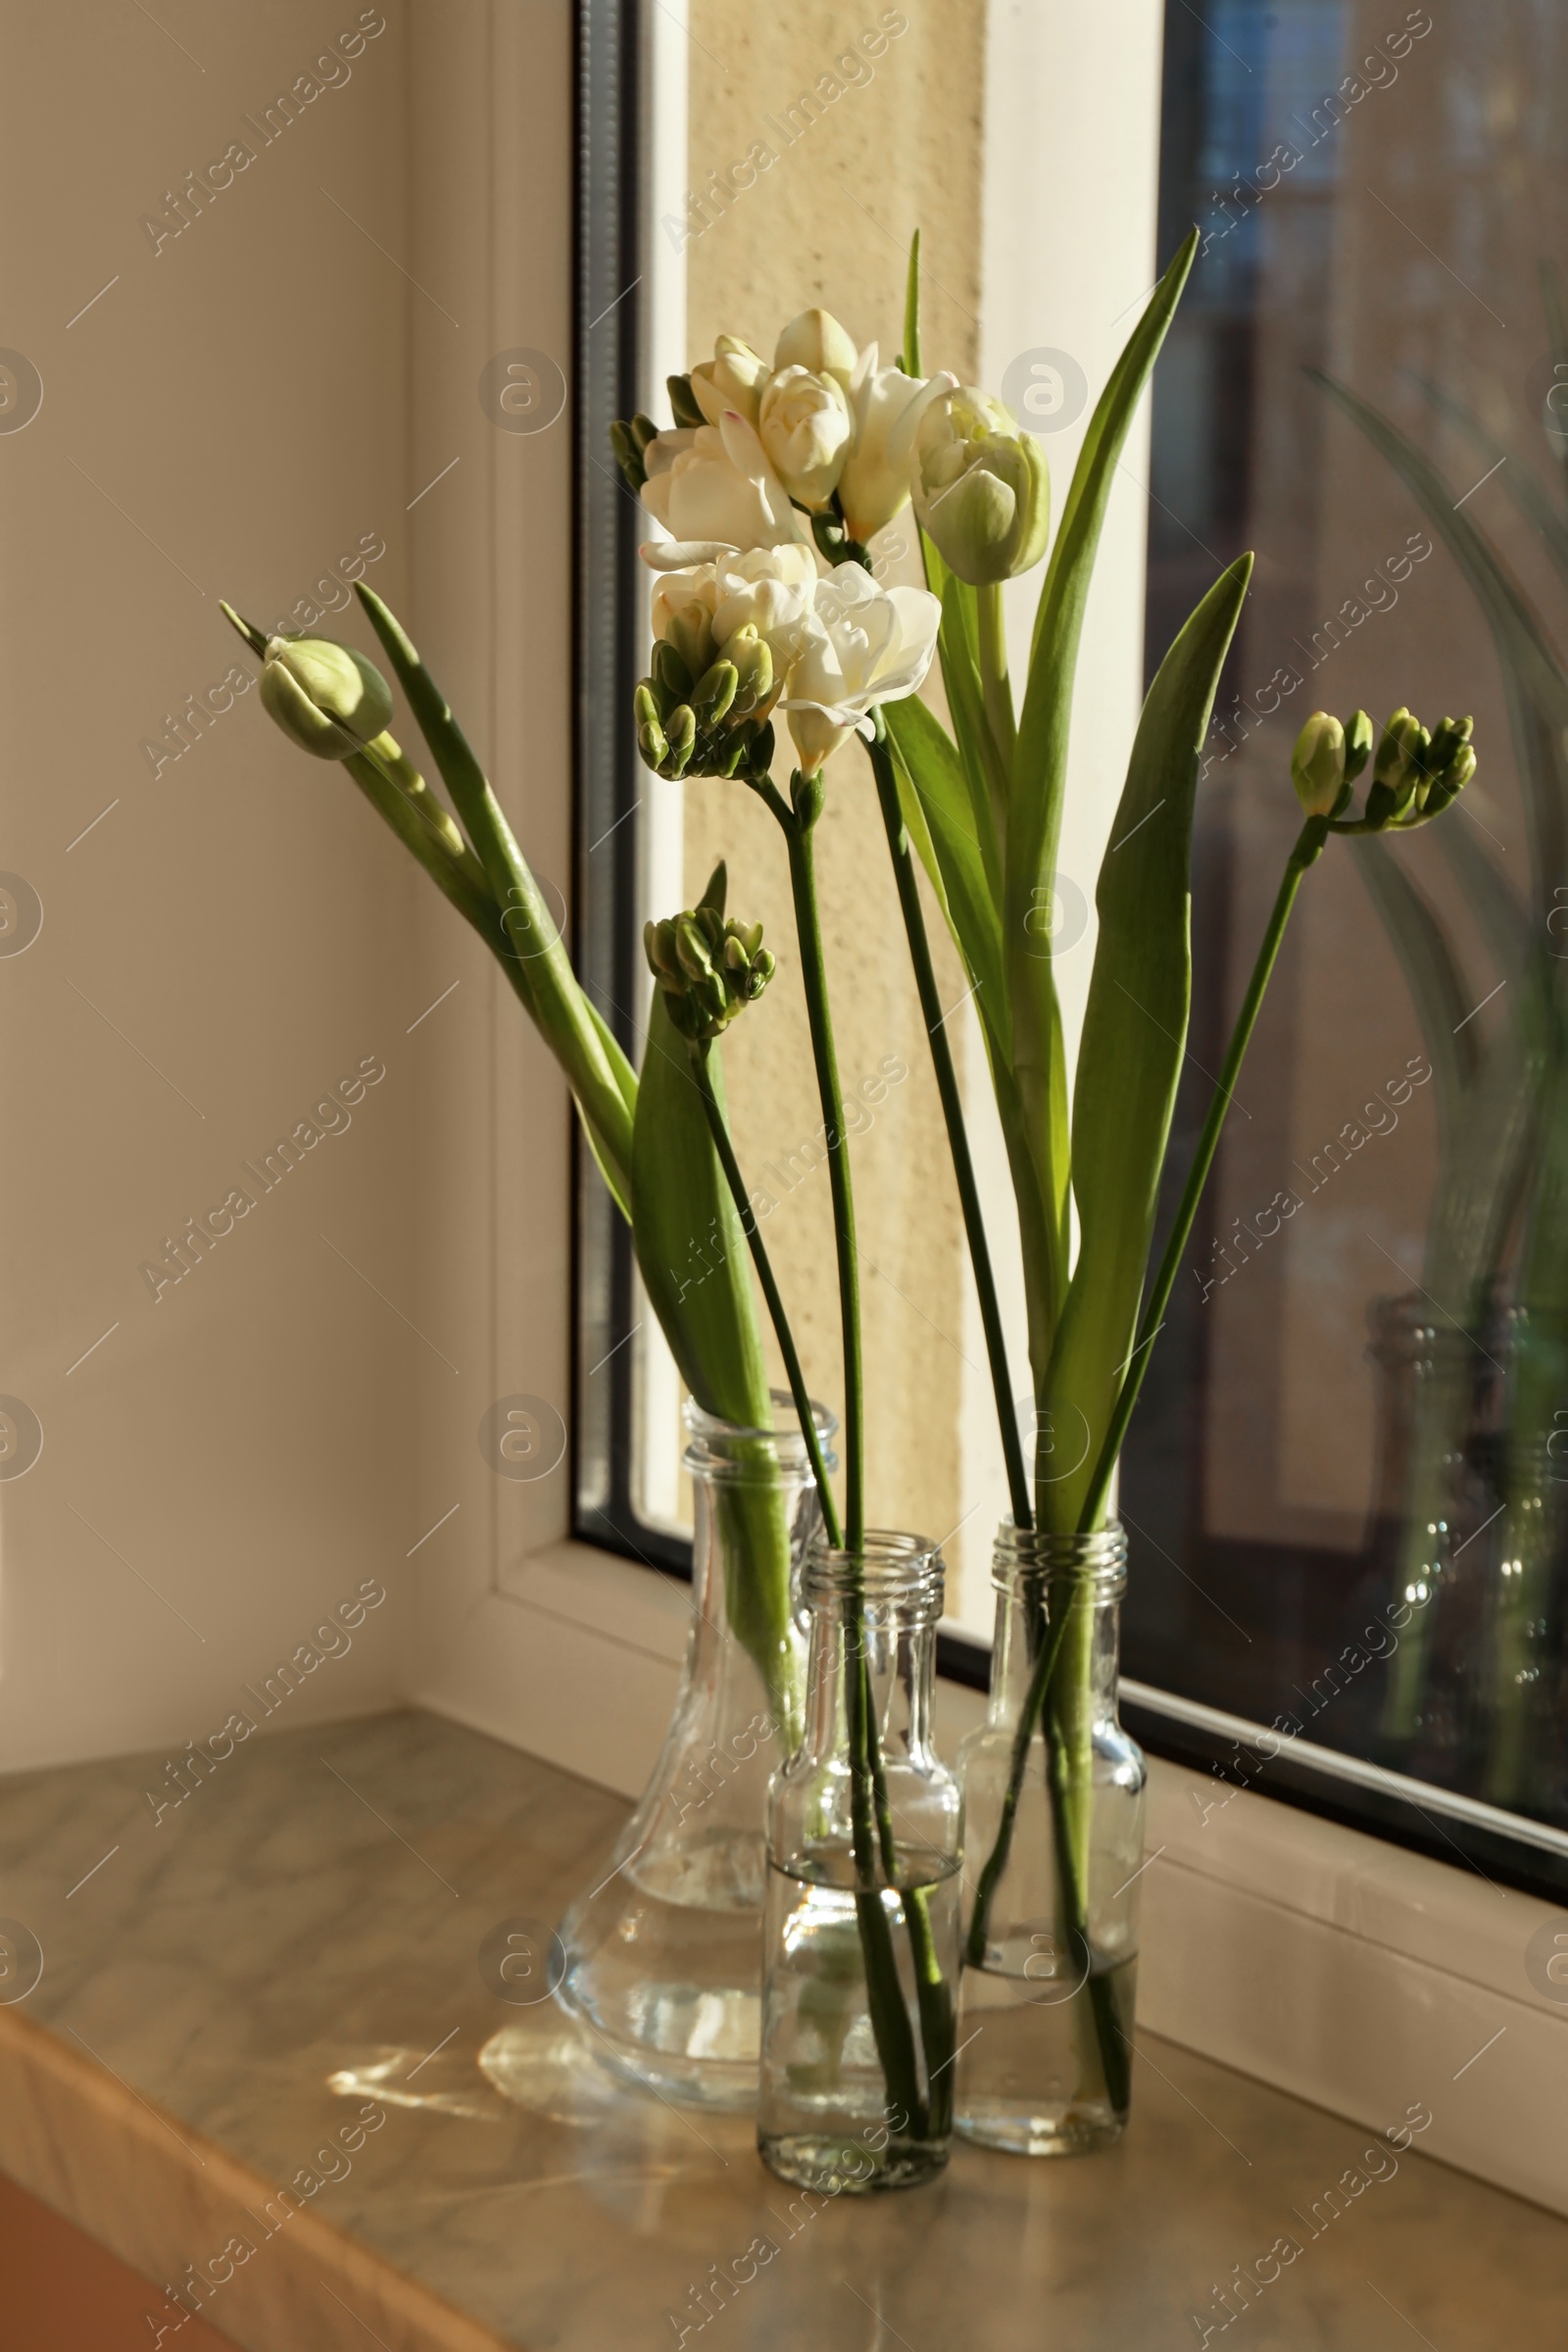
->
[
  {"left": 651, "top": 639, "right": 694, "bottom": 705},
  {"left": 1424, "top": 715, "right": 1473, "bottom": 792},
  {"left": 692, "top": 660, "right": 740, "bottom": 726},
  {"left": 643, "top": 897, "right": 776, "bottom": 1040},
  {"left": 1424, "top": 740, "right": 1476, "bottom": 815},
  {"left": 610, "top": 415, "right": 660, "bottom": 495},
  {"left": 664, "top": 602, "right": 716, "bottom": 688},
  {"left": 1373, "top": 709, "right": 1422, "bottom": 789},
  {"left": 1290, "top": 711, "right": 1346, "bottom": 817},
  {"left": 1362, "top": 710, "right": 1425, "bottom": 828},
  {"left": 667, "top": 372, "right": 706, "bottom": 429},
  {"left": 722, "top": 625, "right": 775, "bottom": 720},
  {"left": 259, "top": 635, "right": 393, "bottom": 761},
  {"left": 663, "top": 705, "right": 696, "bottom": 778},
  {"left": 911, "top": 386, "right": 1051, "bottom": 585},
  {"left": 1344, "top": 710, "right": 1375, "bottom": 781}
]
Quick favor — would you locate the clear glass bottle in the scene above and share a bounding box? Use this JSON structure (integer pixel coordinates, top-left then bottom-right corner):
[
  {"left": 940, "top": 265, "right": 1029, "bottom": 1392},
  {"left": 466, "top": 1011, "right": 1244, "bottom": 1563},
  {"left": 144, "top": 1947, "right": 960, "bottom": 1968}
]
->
[
  {"left": 556, "top": 1394, "right": 833, "bottom": 2109},
  {"left": 759, "top": 1532, "right": 961, "bottom": 2192},
  {"left": 956, "top": 1523, "right": 1146, "bottom": 2156}
]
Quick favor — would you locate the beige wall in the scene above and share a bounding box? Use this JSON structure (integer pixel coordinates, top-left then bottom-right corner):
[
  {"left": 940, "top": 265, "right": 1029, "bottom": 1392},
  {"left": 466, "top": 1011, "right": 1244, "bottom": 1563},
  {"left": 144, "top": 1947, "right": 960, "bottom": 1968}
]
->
[{"left": 0, "top": 0, "right": 577, "bottom": 1773}]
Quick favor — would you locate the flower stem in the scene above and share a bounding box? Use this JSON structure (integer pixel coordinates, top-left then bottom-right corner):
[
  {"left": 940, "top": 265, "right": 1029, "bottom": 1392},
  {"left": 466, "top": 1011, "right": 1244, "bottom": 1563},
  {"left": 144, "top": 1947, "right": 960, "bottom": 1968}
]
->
[
  {"left": 1076, "top": 814, "right": 1327, "bottom": 1532},
  {"left": 869, "top": 722, "right": 1032, "bottom": 1532},
  {"left": 761, "top": 770, "right": 937, "bottom": 2141},
  {"left": 975, "top": 580, "right": 1016, "bottom": 780},
  {"left": 688, "top": 1041, "right": 841, "bottom": 1548},
  {"left": 964, "top": 816, "right": 1327, "bottom": 1982},
  {"left": 772, "top": 781, "right": 864, "bottom": 1548}
]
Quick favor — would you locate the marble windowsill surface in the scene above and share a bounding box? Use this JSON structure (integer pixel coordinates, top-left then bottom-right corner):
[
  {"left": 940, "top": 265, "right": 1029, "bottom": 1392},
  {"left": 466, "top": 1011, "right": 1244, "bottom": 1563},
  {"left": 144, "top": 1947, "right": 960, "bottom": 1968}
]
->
[{"left": 0, "top": 1707, "right": 1563, "bottom": 2352}]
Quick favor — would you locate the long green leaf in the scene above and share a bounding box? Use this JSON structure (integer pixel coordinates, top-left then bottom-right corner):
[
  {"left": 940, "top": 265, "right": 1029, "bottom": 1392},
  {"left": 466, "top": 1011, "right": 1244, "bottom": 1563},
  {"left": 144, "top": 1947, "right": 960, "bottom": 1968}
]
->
[
  {"left": 1435, "top": 817, "right": 1526, "bottom": 995},
  {"left": 1037, "top": 551, "right": 1251, "bottom": 1531},
  {"left": 883, "top": 697, "right": 1008, "bottom": 1064},
  {"left": 1350, "top": 837, "right": 1480, "bottom": 1141},
  {"left": 937, "top": 576, "right": 1005, "bottom": 888},
  {"left": 1403, "top": 369, "right": 1568, "bottom": 591},
  {"left": 356, "top": 582, "right": 637, "bottom": 1193},
  {"left": 1007, "top": 228, "right": 1201, "bottom": 1353},
  {"left": 632, "top": 990, "right": 769, "bottom": 1423},
  {"left": 633, "top": 989, "right": 798, "bottom": 1719}
]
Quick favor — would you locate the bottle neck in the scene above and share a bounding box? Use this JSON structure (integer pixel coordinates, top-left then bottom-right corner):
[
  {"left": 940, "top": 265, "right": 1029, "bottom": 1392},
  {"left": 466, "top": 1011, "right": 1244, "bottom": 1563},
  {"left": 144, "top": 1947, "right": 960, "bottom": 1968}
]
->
[
  {"left": 988, "top": 1524, "right": 1127, "bottom": 1726},
  {"left": 800, "top": 1534, "right": 944, "bottom": 1766},
  {"left": 682, "top": 1390, "right": 837, "bottom": 1668}
]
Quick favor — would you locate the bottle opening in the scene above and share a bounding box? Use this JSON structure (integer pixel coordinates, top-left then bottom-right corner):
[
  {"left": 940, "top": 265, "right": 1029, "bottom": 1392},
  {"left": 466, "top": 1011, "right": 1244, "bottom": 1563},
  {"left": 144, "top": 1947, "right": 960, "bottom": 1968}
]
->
[
  {"left": 992, "top": 1520, "right": 1128, "bottom": 1594},
  {"left": 804, "top": 1529, "right": 945, "bottom": 1612},
  {"left": 683, "top": 1390, "right": 839, "bottom": 1481}
]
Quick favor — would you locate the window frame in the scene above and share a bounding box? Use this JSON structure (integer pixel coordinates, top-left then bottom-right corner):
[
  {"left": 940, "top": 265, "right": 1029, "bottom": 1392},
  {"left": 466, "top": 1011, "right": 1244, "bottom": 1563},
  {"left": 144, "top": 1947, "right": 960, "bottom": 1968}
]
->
[{"left": 566, "top": 0, "right": 1568, "bottom": 1910}]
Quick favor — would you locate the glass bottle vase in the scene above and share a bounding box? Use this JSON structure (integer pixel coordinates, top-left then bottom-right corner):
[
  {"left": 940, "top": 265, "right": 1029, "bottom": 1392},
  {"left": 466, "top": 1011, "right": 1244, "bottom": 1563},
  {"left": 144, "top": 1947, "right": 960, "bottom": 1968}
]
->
[
  {"left": 956, "top": 1523, "right": 1146, "bottom": 2156},
  {"left": 555, "top": 1395, "right": 833, "bottom": 2109},
  {"left": 759, "top": 1532, "right": 962, "bottom": 2192}
]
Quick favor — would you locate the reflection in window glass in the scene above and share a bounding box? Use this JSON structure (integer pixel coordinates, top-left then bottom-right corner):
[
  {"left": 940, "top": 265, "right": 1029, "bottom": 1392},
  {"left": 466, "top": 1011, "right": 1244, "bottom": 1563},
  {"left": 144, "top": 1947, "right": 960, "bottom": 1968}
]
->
[
  {"left": 586, "top": 0, "right": 1568, "bottom": 1857},
  {"left": 1128, "top": 0, "right": 1568, "bottom": 1835}
]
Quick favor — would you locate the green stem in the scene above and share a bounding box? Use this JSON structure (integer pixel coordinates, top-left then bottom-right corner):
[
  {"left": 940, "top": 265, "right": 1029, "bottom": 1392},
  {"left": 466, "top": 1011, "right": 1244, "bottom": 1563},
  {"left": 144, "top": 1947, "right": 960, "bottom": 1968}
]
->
[
  {"left": 689, "top": 1042, "right": 841, "bottom": 1549},
  {"left": 761, "top": 770, "right": 939, "bottom": 2141},
  {"left": 965, "top": 818, "right": 1327, "bottom": 2077},
  {"left": 869, "top": 725, "right": 1032, "bottom": 1532},
  {"left": 772, "top": 784, "right": 864, "bottom": 1547},
  {"left": 975, "top": 579, "right": 1016, "bottom": 795},
  {"left": 964, "top": 1591, "right": 1075, "bottom": 1965},
  {"left": 1076, "top": 815, "right": 1327, "bottom": 1532}
]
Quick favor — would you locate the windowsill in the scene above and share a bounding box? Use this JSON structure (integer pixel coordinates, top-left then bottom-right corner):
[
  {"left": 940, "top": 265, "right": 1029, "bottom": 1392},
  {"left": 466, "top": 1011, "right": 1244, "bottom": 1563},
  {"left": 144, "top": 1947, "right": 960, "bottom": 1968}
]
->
[
  {"left": 2, "top": 1706, "right": 1565, "bottom": 2352},
  {"left": 436, "top": 1539, "right": 1568, "bottom": 2216}
]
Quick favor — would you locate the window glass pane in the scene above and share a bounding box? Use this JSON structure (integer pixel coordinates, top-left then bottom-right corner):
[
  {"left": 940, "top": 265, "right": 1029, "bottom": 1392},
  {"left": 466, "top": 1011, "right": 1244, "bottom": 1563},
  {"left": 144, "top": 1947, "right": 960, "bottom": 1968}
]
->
[{"left": 1128, "top": 0, "right": 1568, "bottom": 1838}]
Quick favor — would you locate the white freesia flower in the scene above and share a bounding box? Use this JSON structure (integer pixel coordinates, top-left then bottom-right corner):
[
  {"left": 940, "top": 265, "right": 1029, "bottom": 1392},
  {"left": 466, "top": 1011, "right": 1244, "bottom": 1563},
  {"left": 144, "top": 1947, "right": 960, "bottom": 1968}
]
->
[
  {"left": 689, "top": 334, "right": 770, "bottom": 428},
  {"left": 758, "top": 365, "right": 853, "bottom": 511},
  {"left": 644, "top": 542, "right": 818, "bottom": 669},
  {"left": 782, "top": 565, "right": 941, "bottom": 774},
  {"left": 640, "top": 412, "right": 805, "bottom": 554},
  {"left": 837, "top": 343, "right": 959, "bottom": 546},
  {"left": 773, "top": 306, "right": 858, "bottom": 390}
]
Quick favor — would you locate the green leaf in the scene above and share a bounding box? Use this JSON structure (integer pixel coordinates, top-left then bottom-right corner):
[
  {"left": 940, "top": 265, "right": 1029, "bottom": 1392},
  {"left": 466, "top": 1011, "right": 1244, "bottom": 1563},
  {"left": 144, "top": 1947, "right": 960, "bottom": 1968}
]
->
[
  {"left": 882, "top": 697, "right": 1008, "bottom": 1065},
  {"left": 1037, "top": 550, "right": 1251, "bottom": 1531},
  {"left": 937, "top": 575, "right": 1004, "bottom": 897},
  {"left": 1402, "top": 369, "right": 1568, "bottom": 595},
  {"left": 1350, "top": 837, "right": 1481, "bottom": 1132},
  {"left": 632, "top": 990, "right": 768, "bottom": 1422},
  {"left": 1007, "top": 228, "right": 1201, "bottom": 1359},
  {"left": 632, "top": 991, "right": 797, "bottom": 1719},
  {"left": 355, "top": 582, "right": 637, "bottom": 1195},
  {"left": 901, "top": 226, "right": 921, "bottom": 376},
  {"left": 1435, "top": 817, "right": 1526, "bottom": 997}
]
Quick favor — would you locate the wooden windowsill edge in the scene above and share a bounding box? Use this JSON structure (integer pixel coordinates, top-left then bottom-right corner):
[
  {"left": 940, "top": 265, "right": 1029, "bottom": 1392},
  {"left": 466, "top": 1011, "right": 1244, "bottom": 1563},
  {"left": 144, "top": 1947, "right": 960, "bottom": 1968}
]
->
[{"left": 0, "top": 2004, "right": 511, "bottom": 2352}]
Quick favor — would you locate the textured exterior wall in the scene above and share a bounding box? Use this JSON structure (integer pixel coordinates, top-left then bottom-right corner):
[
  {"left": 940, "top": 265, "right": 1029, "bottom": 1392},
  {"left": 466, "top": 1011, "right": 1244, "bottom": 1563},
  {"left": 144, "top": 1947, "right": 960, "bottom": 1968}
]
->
[{"left": 675, "top": 2, "right": 989, "bottom": 1589}]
